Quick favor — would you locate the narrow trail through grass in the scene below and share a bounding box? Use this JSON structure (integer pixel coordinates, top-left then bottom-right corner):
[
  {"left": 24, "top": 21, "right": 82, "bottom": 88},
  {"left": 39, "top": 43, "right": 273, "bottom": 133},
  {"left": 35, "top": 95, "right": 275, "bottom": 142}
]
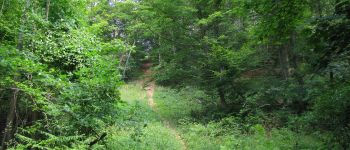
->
[
  {"left": 109, "top": 81, "right": 185, "bottom": 150},
  {"left": 112, "top": 69, "right": 321, "bottom": 150},
  {"left": 142, "top": 62, "right": 188, "bottom": 150}
]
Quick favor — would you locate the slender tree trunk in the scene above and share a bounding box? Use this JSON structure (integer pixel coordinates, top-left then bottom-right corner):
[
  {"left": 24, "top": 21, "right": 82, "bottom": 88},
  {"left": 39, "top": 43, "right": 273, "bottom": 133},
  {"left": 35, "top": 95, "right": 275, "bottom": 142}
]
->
[
  {"left": 157, "top": 36, "right": 162, "bottom": 63},
  {"left": 1, "top": 89, "right": 19, "bottom": 149},
  {"left": 330, "top": 71, "right": 334, "bottom": 82},
  {"left": 171, "top": 31, "right": 176, "bottom": 55},
  {"left": 17, "top": 0, "right": 30, "bottom": 51},
  {"left": 279, "top": 44, "right": 290, "bottom": 80},
  {"left": 218, "top": 66, "right": 227, "bottom": 107},
  {"left": 0, "top": 92, "right": 6, "bottom": 146},
  {"left": 158, "top": 52, "right": 161, "bottom": 65},
  {"left": 218, "top": 87, "right": 227, "bottom": 107},
  {"left": 213, "top": 0, "right": 227, "bottom": 107},
  {"left": 0, "top": 0, "right": 5, "bottom": 17},
  {"left": 45, "top": 0, "right": 50, "bottom": 21},
  {"left": 289, "top": 31, "right": 297, "bottom": 76},
  {"left": 123, "top": 49, "right": 132, "bottom": 79}
]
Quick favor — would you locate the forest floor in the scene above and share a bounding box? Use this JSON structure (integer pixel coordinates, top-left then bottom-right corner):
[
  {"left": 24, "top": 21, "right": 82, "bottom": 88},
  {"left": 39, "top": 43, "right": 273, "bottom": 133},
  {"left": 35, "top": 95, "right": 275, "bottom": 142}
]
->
[
  {"left": 108, "top": 68, "right": 322, "bottom": 149},
  {"left": 142, "top": 62, "right": 188, "bottom": 150},
  {"left": 107, "top": 63, "right": 322, "bottom": 150}
]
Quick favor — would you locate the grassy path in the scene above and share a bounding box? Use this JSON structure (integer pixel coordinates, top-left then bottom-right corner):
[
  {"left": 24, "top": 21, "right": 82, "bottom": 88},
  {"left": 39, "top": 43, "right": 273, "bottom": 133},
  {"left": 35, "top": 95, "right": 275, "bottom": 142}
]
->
[
  {"left": 106, "top": 66, "right": 323, "bottom": 149},
  {"left": 142, "top": 63, "right": 188, "bottom": 150},
  {"left": 105, "top": 63, "right": 188, "bottom": 149},
  {"left": 143, "top": 79, "right": 188, "bottom": 150},
  {"left": 109, "top": 82, "right": 185, "bottom": 150}
]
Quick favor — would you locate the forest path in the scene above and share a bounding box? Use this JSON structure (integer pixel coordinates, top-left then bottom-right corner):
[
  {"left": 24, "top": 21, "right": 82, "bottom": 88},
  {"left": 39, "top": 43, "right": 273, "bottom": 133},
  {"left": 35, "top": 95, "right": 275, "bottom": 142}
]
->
[{"left": 142, "top": 62, "right": 188, "bottom": 150}]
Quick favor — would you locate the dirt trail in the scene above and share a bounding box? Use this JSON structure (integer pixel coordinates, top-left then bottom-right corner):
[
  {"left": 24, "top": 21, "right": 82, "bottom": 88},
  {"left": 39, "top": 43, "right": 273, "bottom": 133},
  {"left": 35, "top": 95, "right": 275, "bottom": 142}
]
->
[
  {"left": 142, "top": 62, "right": 188, "bottom": 150},
  {"left": 141, "top": 62, "right": 156, "bottom": 108}
]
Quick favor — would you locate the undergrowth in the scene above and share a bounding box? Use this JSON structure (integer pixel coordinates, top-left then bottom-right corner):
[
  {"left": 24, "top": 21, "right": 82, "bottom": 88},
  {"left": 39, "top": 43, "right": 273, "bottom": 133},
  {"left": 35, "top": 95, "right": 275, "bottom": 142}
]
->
[
  {"left": 103, "top": 82, "right": 324, "bottom": 150},
  {"left": 103, "top": 83, "right": 183, "bottom": 150}
]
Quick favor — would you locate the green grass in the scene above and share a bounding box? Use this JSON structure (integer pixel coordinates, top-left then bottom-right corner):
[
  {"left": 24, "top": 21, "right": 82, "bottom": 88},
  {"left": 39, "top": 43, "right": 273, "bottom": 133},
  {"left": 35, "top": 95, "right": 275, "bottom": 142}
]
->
[
  {"left": 103, "top": 82, "right": 323, "bottom": 150},
  {"left": 119, "top": 82, "right": 147, "bottom": 104},
  {"left": 103, "top": 82, "right": 184, "bottom": 150},
  {"left": 152, "top": 85, "right": 323, "bottom": 150},
  {"left": 154, "top": 86, "right": 205, "bottom": 124},
  {"left": 105, "top": 122, "right": 183, "bottom": 150}
]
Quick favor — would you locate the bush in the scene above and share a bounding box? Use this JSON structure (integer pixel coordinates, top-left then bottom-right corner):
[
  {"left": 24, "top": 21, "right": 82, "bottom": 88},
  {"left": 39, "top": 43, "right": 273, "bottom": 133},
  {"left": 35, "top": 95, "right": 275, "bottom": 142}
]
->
[{"left": 311, "top": 83, "right": 350, "bottom": 149}]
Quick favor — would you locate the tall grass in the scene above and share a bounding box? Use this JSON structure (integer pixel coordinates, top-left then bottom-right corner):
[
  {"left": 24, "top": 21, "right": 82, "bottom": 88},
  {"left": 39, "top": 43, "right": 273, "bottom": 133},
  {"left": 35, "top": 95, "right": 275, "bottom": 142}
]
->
[
  {"left": 103, "top": 83, "right": 184, "bottom": 150},
  {"left": 153, "top": 85, "right": 323, "bottom": 150},
  {"left": 104, "top": 83, "right": 323, "bottom": 150}
]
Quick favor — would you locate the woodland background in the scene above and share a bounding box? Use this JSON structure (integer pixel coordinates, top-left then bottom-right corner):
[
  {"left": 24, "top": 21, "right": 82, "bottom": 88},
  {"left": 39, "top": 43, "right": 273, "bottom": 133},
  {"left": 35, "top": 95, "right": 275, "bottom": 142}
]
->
[{"left": 0, "top": 0, "right": 350, "bottom": 149}]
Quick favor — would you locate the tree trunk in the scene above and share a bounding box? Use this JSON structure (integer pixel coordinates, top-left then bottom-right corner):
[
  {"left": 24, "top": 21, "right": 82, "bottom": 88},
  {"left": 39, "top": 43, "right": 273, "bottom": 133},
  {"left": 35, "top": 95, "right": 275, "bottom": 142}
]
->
[
  {"left": 17, "top": 0, "right": 30, "bottom": 51},
  {"left": 218, "top": 87, "right": 227, "bottom": 107},
  {"left": 122, "top": 49, "right": 132, "bottom": 79},
  {"left": 1, "top": 89, "right": 19, "bottom": 149},
  {"left": 330, "top": 71, "right": 334, "bottom": 83},
  {"left": 0, "top": 0, "right": 5, "bottom": 17},
  {"left": 279, "top": 44, "right": 290, "bottom": 80},
  {"left": 171, "top": 31, "right": 176, "bottom": 55},
  {"left": 45, "top": 0, "right": 50, "bottom": 21}
]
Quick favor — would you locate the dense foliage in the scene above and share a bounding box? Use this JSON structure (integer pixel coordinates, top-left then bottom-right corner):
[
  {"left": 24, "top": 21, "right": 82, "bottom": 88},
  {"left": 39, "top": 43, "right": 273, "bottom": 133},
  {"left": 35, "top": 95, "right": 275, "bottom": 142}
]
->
[
  {"left": 1, "top": 0, "right": 349, "bottom": 149},
  {"left": 108, "top": 0, "right": 350, "bottom": 149},
  {"left": 0, "top": 0, "right": 125, "bottom": 149}
]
